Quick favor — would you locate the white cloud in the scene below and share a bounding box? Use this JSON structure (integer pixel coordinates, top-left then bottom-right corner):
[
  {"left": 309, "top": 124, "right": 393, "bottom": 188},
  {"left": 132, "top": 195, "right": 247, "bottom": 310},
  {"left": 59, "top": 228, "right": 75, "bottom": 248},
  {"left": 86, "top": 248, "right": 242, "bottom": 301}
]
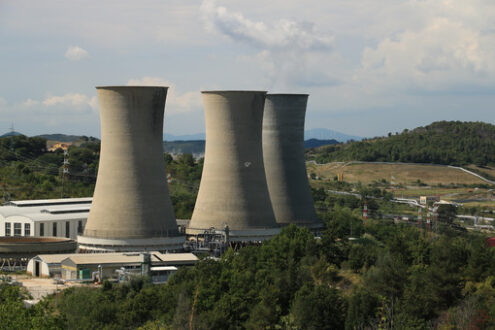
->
[
  {"left": 200, "top": 0, "right": 336, "bottom": 90},
  {"left": 201, "top": 0, "right": 333, "bottom": 50},
  {"left": 42, "top": 93, "right": 95, "bottom": 108},
  {"left": 358, "top": 12, "right": 495, "bottom": 94},
  {"left": 22, "top": 98, "right": 39, "bottom": 107},
  {"left": 126, "top": 77, "right": 201, "bottom": 114},
  {"left": 65, "top": 45, "right": 89, "bottom": 60}
]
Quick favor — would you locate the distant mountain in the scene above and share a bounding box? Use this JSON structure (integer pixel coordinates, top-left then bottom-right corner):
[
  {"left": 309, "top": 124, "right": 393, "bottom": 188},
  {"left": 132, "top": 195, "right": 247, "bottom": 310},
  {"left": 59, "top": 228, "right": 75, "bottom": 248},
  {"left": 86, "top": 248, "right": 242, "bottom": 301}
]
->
[
  {"left": 0, "top": 131, "right": 23, "bottom": 138},
  {"left": 304, "top": 139, "right": 339, "bottom": 148},
  {"left": 164, "top": 129, "right": 361, "bottom": 142},
  {"left": 35, "top": 134, "right": 89, "bottom": 142},
  {"left": 304, "top": 128, "right": 362, "bottom": 142},
  {"left": 164, "top": 133, "right": 206, "bottom": 141}
]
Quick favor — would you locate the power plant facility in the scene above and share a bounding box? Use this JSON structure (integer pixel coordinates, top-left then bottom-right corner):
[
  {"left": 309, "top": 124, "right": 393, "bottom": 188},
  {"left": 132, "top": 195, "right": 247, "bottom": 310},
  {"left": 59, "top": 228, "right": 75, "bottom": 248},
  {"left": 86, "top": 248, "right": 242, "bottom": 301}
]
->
[
  {"left": 262, "top": 94, "right": 322, "bottom": 229},
  {"left": 78, "top": 86, "right": 184, "bottom": 252},
  {"left": 187, "top": 91, "right": 280, "bottom": 242},
  {"left": 0, "top": 87, "right": 325, "bottom": 260}
]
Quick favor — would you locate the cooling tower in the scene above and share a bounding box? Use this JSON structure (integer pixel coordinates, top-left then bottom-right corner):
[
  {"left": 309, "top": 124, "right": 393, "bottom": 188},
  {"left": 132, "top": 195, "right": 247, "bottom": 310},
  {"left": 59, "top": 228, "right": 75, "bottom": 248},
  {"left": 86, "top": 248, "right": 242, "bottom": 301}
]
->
[
  {"left": 187, "top": 91, "right": 280, "bottom": 241},
  {"left": 262, "top": 94, "right": 321, "bottom": 228},
  {"left": 78, "top": 86, "right": 184, "bottom": 252}
]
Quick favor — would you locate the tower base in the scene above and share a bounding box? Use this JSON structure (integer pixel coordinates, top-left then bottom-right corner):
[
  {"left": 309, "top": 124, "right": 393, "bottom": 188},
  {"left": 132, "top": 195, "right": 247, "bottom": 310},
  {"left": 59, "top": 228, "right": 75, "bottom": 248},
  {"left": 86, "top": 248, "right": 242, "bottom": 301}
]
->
[
  {"left": 186, "top": 227, "right": 280, "bottom": 243},
  {"left": 77, "top": 235, "right": 185, "bottom": 252}
]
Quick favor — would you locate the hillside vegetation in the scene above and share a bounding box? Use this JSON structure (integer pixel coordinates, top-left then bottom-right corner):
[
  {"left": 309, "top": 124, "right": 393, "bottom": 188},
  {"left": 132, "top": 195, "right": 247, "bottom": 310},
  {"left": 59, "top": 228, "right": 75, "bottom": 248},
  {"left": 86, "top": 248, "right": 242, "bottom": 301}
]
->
[
  {"left": 309, "top": 121, "right": 495, "bottom": 166},
  {"left": 0, "top": 135, "right": 202, "bottom": 219}
]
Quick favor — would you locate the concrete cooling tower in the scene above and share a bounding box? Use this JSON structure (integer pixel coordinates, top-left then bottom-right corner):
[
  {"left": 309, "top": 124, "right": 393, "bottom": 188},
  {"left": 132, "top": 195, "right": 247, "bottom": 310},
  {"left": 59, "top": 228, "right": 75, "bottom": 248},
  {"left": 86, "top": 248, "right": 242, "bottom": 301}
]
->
[
  {"left": 187, "top": 91, "right": 280, "bottom": 241},
  {"left": 78, "top": 86, "right": 184, "bottom": 252},
  {"left": 262, "top": 94, "right": 322, "bottom": 228}
]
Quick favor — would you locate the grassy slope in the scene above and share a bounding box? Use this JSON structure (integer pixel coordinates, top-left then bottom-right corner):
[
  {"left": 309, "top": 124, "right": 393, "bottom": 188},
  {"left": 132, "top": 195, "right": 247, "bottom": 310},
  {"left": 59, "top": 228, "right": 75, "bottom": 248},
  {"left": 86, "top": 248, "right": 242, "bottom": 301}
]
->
[{"left": 307, "top": 162, "right": 488, "bottom": 186}]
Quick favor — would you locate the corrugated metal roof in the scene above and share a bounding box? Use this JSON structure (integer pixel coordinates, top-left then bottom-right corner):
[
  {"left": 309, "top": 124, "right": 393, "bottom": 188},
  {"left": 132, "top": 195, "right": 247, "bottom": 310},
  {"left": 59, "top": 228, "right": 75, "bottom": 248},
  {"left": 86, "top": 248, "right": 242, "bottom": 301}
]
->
[
  {"left": 0, "top": 202, "right": 91, "bottom": 218},
  {"left": 153, "top": 252, "right": 199, "bottom": 262},
  {"left": 36, "top": 253, "right": 76, "bottom": 264},
  {"left": 8, "top": 211, "right": 89, "bottom": 222},
  {"left": 40, "top": 207, "right": 90, "bottom": 214},
  {"left": 62, "top": 252, "right": 198, "bottom": 266},
  {"left": 5, "top": 197, "right": 92, "bottom": 207}
]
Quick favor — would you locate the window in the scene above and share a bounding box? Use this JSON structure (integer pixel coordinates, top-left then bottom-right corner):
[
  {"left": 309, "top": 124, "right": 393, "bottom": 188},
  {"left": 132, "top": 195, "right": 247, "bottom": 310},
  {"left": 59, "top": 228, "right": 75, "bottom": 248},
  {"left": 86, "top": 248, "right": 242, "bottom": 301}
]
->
[
  {"left": 24, "top": 223, "right": 31, "bottom": 236},
  {"left": 40, "top": 223, "right": 44, "bottom": 236},
  {"left": 14, "top": 223, "right": 21, "bottom": 236},
  {"left": 65, "top": 221, "right": 70, "bottom": 238},
  {"left": 78, "top": 221, "right": 83, "bottom": 234},
  {"left": 5, "top": 223, "right": 11, "bottom": 236},
  {"left": 52, "top": 222, "right": 57, "bottom": 237}
]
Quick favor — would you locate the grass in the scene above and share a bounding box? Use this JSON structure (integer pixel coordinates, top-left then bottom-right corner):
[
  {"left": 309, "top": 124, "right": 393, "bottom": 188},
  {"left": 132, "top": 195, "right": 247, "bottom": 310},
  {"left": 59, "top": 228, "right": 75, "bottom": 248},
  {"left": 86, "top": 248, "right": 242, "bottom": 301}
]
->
[{"left": 307, "top": 162, "right": 489, "bottom": 186}]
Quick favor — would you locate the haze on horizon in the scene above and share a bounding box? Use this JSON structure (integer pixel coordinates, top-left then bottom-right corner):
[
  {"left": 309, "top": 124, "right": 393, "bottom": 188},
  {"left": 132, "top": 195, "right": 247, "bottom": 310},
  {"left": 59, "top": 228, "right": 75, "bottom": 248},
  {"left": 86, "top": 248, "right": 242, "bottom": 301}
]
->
[{"left": 0, "top": 0, "right": 494, "bottom": 138}]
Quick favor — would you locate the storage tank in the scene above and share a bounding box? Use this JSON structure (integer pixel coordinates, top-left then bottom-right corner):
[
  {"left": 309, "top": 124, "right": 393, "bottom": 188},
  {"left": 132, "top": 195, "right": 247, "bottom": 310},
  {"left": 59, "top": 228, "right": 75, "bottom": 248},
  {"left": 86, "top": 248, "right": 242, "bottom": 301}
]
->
[
  {"left": 78, "top": 86, "right": 184, "bottom": 252},
  {"left": 187, "top": 91, "right": 280, "bottom": 241},
  {"left": 262, "top": 94, "right": 321, "bottom": 228}
]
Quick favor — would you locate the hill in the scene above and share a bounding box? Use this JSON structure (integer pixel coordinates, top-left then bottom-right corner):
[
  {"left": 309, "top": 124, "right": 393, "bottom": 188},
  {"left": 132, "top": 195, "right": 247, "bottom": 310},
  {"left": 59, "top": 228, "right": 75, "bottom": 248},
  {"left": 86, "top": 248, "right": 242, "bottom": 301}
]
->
[
  {"left": 304, "top": 128, "right": 362, "bottom": 142},
  {"left": 309, "top": 121, "right": 495, "bottom": 166},
  {"left": 163, "top": 139, "right": 338, "bottom": 155},
  {"left": 304, "top": 138, "right": 338, "bottom": 148},
  {"left": 0, "top": 131, "right": 22, "bottom": 138},
  {"left": 164, "top": 129, "right": 361, "bottom": 143},
  {"left": 307, "top": 162, "right": 490, "bottom": 186},
  {"left": 35, "top": 134, "right": 89, "bottom": 142}
]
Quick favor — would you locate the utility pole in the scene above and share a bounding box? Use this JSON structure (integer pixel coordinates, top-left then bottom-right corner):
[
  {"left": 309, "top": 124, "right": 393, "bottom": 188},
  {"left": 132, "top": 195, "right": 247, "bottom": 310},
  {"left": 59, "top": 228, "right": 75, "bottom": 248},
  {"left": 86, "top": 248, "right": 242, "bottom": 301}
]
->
[{"left": 61, "top": 149, "right": 69, "bottom": 198}]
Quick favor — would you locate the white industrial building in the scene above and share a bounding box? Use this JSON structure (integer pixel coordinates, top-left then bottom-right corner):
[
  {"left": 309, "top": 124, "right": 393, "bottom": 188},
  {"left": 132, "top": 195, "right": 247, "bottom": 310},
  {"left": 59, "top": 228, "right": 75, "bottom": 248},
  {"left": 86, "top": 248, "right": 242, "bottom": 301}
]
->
[{"left": 0, "top": 198, "right": 91, "bottom": 239}]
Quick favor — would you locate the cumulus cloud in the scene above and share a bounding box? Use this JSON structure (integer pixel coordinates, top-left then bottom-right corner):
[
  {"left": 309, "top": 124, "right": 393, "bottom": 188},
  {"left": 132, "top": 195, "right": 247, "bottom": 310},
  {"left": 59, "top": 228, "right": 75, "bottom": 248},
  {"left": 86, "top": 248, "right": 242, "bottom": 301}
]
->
[
  {"left": 65, "top": 46, "right": 89, "bottom": 60},
  {"left": 126, "top": 77, "right": 201, "bottom": 114},
  {"left": 359, "top": 15, "right": 495, "bottom": 93},
  {"left": 42, "top": 93, "right": 97, "bottom": 110},
  {"left": 22, "top": 98, "right": 39, "bottom": 107},
  {"left": 200, "top": 0, "right": 336, "bottom": 90},
  {"left": 201, "top": 0, "right": 333, "bottom": 50}
]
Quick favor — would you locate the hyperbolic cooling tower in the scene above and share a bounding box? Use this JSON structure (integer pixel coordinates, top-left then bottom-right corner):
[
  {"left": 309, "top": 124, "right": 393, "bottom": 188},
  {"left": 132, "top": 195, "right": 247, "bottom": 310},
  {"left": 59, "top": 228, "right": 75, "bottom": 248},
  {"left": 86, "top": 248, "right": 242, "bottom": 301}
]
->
[
  {"left": 262, "top": 94, "right": 321, "bottom": 228},
  {"left": 187, "top": 91, "right": 280, "bottom": 241},
  {"left": 78, "top": 86, "right": 184, "bottom": 252}
]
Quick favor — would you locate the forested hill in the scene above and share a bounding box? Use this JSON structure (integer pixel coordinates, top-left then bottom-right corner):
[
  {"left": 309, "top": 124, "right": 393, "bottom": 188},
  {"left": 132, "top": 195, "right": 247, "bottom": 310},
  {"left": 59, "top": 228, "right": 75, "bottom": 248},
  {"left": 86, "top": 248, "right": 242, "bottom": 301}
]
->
[{"left": 309, "top": 121, "right": 495, "bottom": 166}]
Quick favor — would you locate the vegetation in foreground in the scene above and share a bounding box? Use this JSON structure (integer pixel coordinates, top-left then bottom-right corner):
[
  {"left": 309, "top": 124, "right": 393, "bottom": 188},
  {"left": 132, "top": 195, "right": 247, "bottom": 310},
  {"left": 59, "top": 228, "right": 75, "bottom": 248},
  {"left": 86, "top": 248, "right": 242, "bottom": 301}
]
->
[{"left": 1, "top": 200, "right": 495, "bottom": 329}]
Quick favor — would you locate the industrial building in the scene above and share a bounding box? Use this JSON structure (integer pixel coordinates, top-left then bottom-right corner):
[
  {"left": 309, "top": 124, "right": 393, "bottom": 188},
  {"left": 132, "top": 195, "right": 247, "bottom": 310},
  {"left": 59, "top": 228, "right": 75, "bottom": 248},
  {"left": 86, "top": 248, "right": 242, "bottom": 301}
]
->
[
  {"left": 57, "top": 252, "right": 198, "bottom": 281},
  {"left": 187, "top": 91, "right": 280, "bottom": 242},
  {"left": 79, "top": 86, "right": 185, "bottom": 252},
  {"left": 262, "top": 94, "right": 322, "bottom": 229},
  {"left": 0, "top": 198, "right": 91, "bottom": 239},
  {"left": 26, "top": 253, "right": 74, "bottom": 277}
]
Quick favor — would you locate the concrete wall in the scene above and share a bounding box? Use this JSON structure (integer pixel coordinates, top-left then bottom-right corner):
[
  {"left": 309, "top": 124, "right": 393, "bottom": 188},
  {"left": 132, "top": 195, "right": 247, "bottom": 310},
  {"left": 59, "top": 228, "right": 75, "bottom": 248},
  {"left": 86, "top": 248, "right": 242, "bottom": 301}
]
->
[
  {"left": 262, "top": 94, "right": 321, "bottom": 227},
  {"left": 26, "top": 259, "right": 50, "bottom": 277},
  {"left": 188, "top": 91, "right": 278, "bottom": 235},
  {"left": 81, "top": 87, "right": 182, "bottom": 249}
]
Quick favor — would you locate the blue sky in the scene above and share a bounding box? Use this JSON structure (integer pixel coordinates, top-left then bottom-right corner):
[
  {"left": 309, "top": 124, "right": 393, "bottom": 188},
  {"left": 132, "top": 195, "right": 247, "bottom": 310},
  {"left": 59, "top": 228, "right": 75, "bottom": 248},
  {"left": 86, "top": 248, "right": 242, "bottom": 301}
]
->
[{"left": 1, "top": 0, "right": 494, "bottom": 138}]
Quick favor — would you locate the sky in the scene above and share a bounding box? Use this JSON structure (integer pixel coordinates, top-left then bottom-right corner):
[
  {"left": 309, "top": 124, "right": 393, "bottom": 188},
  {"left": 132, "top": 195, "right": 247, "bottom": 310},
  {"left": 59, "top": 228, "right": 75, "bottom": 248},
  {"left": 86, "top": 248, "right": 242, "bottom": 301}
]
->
[{"left": 0, "top": 0, "right": 494, "bottom": 138}]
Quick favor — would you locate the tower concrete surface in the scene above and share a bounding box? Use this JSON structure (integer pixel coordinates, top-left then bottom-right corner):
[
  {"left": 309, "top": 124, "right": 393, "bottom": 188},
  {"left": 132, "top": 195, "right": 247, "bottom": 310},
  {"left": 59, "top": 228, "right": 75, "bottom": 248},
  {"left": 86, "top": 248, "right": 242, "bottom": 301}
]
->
[
  {"left": 187, "top": 91, "right": 280, "bottom": 241},
  {"left": 262, "top": 94, "right": 322, "bottom": 228},
  {"left": 78, "top": 86, "right": 184, "bottom": 252}
]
